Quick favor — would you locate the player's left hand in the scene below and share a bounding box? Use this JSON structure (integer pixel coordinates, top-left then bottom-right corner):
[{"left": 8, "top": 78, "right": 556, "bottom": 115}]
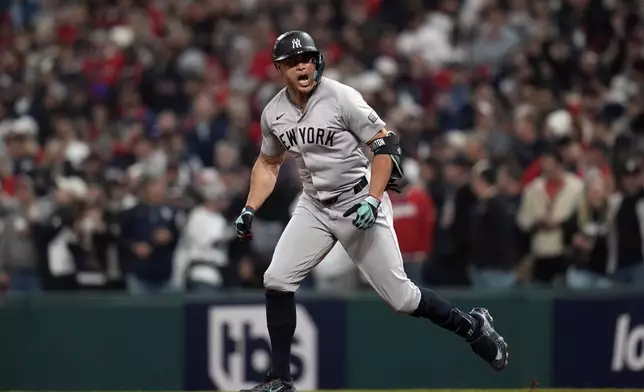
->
[{"left": 343, "top": 196, "right": 380, "bottom": 230}]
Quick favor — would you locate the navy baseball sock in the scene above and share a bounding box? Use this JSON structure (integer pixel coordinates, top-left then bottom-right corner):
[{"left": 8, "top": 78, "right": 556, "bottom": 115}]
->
[
  {"left": 266, "top": 289, "right": 296, "bottom": 381},
  {"left": 410, "top": 288, "right": 480, "bottom": 341}
]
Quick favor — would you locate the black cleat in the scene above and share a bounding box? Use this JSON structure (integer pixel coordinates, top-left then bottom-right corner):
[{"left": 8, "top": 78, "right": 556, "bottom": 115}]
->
[
  {"left": 240, "top": 377, "right": 296, "bottom": 392},
  {"left": 467, "top": 307, "right": 509, "bottom": 371}
]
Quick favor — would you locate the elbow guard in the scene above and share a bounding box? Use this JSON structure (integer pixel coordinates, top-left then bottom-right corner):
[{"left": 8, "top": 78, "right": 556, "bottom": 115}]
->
[{"left": 370, "top": 131, "right": 404, "bottom": 180}]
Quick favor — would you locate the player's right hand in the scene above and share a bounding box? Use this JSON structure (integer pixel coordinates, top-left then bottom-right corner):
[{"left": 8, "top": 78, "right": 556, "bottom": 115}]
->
[
  {"left": 234, "top": 206, "right": 255, "bottom": 240},
  {"left": 343, "top": 196, "right": 380, "bottom": 230}
]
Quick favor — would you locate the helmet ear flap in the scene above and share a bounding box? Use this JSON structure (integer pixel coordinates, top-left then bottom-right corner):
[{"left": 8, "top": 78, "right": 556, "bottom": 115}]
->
[{"left": 315, "top": 52, "right": 325, "bottom": 82}]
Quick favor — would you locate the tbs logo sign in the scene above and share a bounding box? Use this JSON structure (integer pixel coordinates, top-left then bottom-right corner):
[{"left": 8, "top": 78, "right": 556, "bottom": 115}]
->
[{"left": 208, "top": 305, "right": 318, "bottom": 391}]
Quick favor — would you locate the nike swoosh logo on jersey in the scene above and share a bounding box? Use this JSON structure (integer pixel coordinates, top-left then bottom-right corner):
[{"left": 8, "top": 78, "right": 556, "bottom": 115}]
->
[{"left": 276, "top": 113, "right": 285, "bottom": 120}]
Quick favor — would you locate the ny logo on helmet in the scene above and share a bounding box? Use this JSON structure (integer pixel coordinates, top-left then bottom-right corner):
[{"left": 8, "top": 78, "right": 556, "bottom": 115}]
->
[{"left": 292, "top": 38, "right": 301, "bottom": 49}]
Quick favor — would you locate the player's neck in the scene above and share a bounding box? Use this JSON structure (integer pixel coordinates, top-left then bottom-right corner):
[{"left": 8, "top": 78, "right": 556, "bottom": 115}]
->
[
  {"left": 286, "top": 87, "right": 309, "bottom": 111},
  {"left": 286, "top": 81, "right": 319, "bottom": 111}
]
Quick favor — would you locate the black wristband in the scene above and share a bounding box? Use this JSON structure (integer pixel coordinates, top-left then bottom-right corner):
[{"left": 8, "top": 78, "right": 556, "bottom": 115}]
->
[{"left": 243, "top": 206, "right": 256, "bottom": 215}]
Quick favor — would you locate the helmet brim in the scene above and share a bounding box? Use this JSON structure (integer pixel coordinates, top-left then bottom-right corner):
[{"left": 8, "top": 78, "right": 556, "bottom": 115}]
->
[{"left": 273, "top": 47, "right": 320, "bottom": 62}]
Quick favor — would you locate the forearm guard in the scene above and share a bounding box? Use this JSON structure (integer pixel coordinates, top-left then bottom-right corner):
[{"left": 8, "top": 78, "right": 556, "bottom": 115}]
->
[{"left": 370, "top": 131, "right": 404, "bottom": 181}]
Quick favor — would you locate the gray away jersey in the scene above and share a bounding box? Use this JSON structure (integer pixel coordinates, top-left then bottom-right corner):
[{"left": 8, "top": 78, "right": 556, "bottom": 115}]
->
[{"left": 260, "top": 77, "right": 386, "bottom": 201}]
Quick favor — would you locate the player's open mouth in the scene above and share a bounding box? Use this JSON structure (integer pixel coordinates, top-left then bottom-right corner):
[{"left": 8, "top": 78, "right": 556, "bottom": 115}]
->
[{"left": 297, "top": 74, "right": 311, "bottom": 88}]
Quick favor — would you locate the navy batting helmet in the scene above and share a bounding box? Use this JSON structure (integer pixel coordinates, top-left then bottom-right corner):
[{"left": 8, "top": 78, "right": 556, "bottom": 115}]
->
[{"left": 272, "top": 31, "right": 325, "bottom": 82}]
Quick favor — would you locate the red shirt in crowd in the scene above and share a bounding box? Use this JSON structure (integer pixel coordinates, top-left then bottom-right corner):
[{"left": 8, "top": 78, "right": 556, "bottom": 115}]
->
[{"left": 389, "top": 185, "right": 435, "bottom": 258}]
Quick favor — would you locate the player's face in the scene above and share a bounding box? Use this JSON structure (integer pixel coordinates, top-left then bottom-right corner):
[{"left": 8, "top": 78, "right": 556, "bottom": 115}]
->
[{"left": 276, "top": 53, "right": 317, "bottom": 94}]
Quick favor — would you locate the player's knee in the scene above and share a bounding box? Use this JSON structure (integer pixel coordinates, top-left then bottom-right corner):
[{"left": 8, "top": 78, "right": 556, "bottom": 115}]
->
[
  {"left": 263, "top": 268, "right": 294, "bottom": 292},
  {"left": 389, "top": 297, "right": 418, "bottom": 314},
  {"left": 385, "top": 285, "right": 421, "bottom": 314}
]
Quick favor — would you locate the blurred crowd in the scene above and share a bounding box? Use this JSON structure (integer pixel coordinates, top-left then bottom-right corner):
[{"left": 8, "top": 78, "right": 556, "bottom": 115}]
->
[{"left": 2, "top": 0, "right": 644, "bottom": 295}]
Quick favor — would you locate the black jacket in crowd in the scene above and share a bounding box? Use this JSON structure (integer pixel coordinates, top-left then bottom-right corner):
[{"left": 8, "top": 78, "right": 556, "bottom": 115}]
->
[
  {"left": 118, "top": 202, "right": 181, "bottom": 284},
  {"left": 563, "top": 204, "right": 610, "bottom": 276},
  {"left": 469, "top": 194, "right": 513, "bottom": 270}
]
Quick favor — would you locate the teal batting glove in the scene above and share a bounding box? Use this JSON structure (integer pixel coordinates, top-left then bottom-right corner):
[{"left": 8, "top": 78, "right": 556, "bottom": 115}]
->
[
  {"left": 343, "top": 196, "right": 380, "bottom": 230},
  {"left": 234, "top": 206, "right": 255, "bottom": 240}
]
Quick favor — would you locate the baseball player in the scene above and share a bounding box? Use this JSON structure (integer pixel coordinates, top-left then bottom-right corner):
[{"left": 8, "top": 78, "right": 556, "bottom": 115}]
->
[{"left": 234, "top": 31, "right": 509, "bottom": 392}]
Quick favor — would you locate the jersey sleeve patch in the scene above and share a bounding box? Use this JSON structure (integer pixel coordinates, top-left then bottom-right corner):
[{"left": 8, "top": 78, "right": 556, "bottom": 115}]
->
[{"left": 368, "top": 110, "right": 378, "bottom": 124}]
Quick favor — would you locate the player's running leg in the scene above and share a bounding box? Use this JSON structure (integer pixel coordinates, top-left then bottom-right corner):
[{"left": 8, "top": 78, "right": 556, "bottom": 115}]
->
[
  {"left": 241, "top": 195, "right": 336, "bottom": 392},
  {"left": 334, "top": 191, "right": 509, "bottom": 371}
]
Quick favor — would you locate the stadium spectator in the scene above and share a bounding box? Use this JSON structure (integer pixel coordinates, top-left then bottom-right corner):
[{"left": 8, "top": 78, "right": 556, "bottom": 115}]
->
[
  {"left": 563, "top": 173, "right": 614, "bottom": 289},
  {"left": 428, "top": 154, "right": 475, "bottom": 286},
  {"left": 496, "top": 160, "right": 530, "bottom": 281},
  {"left": 389, "top": 159, "right": 436, "bottom": 285},
  {"left": 0, "top": 175, "right": 40, "bottom": 292},
  {"left": 31, "top": 176, "right": 90, "bottom": 291},
  {"left": 607, "top": 157, "right": 644, "bottom": 284},
  {"left": 173, "top": 169, "right": 234, "bottom": 292},
  {"left": 118, "top": 175, "right": 182, "bottom": 294},
  {"left": 2, "top": 116, "right": 40, "bottom": 183},
  {"left": 65, "top": 181, "right": 115, "bottom": 291},
  {"left": 468, "top": 160, "right": 517, "bottom": 289},
  {"left": 517, "top": 147, "right": 584, "bottom": 286}
]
